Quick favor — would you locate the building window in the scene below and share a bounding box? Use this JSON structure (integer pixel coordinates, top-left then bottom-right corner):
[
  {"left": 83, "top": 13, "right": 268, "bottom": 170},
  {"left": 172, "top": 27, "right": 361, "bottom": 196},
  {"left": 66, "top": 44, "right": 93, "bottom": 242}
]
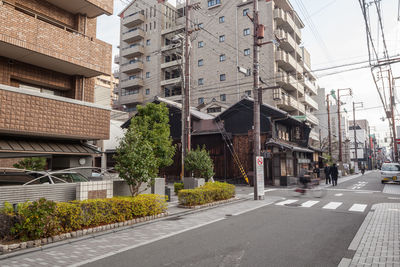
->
[
  {"left": 198, "top": 59, "right": 204, "bottom": 66},
  {"left": 146, "top": 56, "right": 150, "bottom": 62},
  {"left": 244, "top": 48, "right": 250, "bottom": 56},
  {"left": 146, "top": 88, "right": 150, "bottom": 95},
  {"left": 122, "top": 89, "right": 139, "bottom": 96},
  {"left": 198, "top": 41, "right": 204, "bottom": 48},
  {"left": 219, "top": 35, "right": 225, "bottom": 42},
  {"left": 198, "top": 78, "right": 204, "bottom": 85},
  {"left": 245, "top": 90, "right": 251, "bottom": 96},
  {"left": 220, "top": 94, "right": 226, "bottom": 101},
  {"left": 129, "top": 75, "right": 137, "bottom": 80},
  {"left": 243, "top": 28, "right": 250, "bottom": 36},
  {"left": 220, "top": 74, "right": 226, "bottom": 81},
  {"left": 207, "top": 107, "right": 222, "bottom": 113},
  {"left": 146, "top": 72, "right": 150, "bottom": 78},
  {"left": 208, "top": 0, "right": 221, "bottom": 7},
  {"left": 219, "top": 54, "right": 226, "bottom": 62},
  {"left": 243, "top": 8, "right": 249, "bottom": 16},
  {"left": 198, "top": 97, "right": 204, "bottom": 104},
  {"left": 246, "top": 68, "right": 251, "bottom": 76},
  {"left": 146, "top": 39, "right": 151, "bottom": 46},
  {"left": 219, "top": 16, "right": 225, "bottom": 23}
]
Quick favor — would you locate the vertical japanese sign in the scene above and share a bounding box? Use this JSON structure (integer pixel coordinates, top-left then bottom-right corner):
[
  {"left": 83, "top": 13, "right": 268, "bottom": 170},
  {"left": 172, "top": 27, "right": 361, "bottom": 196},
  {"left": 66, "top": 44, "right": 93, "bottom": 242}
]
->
[{"left": 256, "top": 156, "right": 264, "bottom": 198}]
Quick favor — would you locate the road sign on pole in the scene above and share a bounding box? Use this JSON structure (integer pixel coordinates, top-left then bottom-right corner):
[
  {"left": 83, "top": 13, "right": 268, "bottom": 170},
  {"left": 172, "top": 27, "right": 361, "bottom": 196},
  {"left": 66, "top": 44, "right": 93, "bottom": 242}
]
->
[{"left": 256, "top": 156, "right": 264, "bottom": 199}]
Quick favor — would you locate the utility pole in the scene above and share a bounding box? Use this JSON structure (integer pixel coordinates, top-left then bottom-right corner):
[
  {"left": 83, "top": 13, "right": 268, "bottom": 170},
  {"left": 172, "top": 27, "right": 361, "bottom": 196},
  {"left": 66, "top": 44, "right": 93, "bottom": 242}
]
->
[
  {"left": 389, "top": 71, "right": 398, "bottom": 162},
  {"left": 352, "top": 102, "right": 363, "bottom": 173},
  {"left": 327, "top": 94, "right": 332, "bottom": 157},
  {"left": 336, "top": 88, "right": 352, "bottom": 167}
]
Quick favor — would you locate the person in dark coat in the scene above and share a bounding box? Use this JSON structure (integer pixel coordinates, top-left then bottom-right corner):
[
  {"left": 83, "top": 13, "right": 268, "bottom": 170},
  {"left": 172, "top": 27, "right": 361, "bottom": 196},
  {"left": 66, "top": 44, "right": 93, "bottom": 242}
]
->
[
  {"left": 331, "top": 163, "right": 339, "bottom": 186},
  {"left": 324, "top": 164, "right": 331, "bottom": 184},
  {"left": 313, "top": 164, "right": 320, "bottom": 178}
]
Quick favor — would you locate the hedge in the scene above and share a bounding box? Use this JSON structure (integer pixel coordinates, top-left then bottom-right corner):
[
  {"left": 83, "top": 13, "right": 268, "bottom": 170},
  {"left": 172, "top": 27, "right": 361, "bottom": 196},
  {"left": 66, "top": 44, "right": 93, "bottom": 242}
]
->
[
  {"left": 178, "top": 182, "right": 235, "bottom": 206},
  {"left": 174, "top": 182, "right": 184, "bottom": 195},
  {"left": 1, "top": 194, "right": 167, "bottom": 242}
]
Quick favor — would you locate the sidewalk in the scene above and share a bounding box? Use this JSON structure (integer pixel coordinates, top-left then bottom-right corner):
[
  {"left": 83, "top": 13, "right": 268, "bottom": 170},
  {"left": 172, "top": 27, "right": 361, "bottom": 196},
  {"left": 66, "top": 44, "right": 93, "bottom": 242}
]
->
[{"left": 340, "top": 203, "right": 400, "bottom": 266}]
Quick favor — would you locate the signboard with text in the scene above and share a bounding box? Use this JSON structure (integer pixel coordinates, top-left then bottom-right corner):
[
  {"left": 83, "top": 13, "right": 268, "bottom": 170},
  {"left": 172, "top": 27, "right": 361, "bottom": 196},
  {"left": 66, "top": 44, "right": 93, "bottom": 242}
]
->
[{"left": 256, "top": 156, "right": 264, "bottom": 198}]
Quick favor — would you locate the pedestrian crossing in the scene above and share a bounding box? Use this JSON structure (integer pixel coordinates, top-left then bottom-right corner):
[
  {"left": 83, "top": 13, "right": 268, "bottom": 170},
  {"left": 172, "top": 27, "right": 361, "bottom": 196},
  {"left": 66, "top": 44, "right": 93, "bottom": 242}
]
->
[{"left": 274, "top": 199, "right": 368, "bottom": 213}]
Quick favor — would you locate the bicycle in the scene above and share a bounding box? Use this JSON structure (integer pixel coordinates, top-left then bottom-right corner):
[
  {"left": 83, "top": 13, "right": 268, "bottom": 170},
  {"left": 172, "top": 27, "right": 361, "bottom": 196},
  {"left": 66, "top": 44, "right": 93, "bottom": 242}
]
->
[{"left": 290, "top": 178, "right": 327, "bottom": 198}]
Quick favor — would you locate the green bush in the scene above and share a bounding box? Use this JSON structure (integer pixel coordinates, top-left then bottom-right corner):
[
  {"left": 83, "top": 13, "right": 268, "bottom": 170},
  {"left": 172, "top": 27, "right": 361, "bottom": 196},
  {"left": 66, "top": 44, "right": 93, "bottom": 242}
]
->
[
  {"left": 178, "top": 182, "right": 235, "bottom": 206},
  {"left": 174, "top": 182, "right": 184, "bottom": 195},
  {"left": 184, "top": 146, "right": 215, "bottom": 181},
  {"left": 5, "top": 195, "right": 167, "bottom": 241}
]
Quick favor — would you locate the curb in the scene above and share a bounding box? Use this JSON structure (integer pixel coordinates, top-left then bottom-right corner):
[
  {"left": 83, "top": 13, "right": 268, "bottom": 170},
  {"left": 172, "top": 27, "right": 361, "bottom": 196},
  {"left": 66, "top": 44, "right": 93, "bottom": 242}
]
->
[{"left": 0, "top": 196, "right": 249, "bottom": 260}]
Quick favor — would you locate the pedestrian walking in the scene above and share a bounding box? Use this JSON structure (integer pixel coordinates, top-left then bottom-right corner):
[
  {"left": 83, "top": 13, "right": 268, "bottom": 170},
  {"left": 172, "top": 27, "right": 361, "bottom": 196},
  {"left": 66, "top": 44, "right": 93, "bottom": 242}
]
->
[
  {"left": 331, "top": 163, "right": 339, "bottom": 186},
  {"left": 361, "top": 164, "right": 365, "bottom": 175},
  {"left": 324, "top": 164, "right": 331, "bottom": 184}
]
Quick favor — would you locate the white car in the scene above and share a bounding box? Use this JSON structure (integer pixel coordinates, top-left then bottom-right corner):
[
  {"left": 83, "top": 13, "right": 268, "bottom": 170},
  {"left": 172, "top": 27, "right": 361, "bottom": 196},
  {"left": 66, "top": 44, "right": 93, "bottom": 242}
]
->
[{"left": 380, "top": 163, "right": 400, "bottom": 184}]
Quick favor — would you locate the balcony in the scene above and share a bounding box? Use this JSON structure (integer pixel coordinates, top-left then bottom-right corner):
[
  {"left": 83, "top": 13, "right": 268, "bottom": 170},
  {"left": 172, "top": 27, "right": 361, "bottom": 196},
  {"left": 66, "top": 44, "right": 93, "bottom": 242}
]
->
[
  {"left": 304, "top": 78, "right": 318, "bottom": 95},
  {"left": 120, "top": 61, "right": 143, "bottom": 74},
  {"left": 161, "top": 77, "right": 182, "bottom": 86},
  {"left": 276, "top": 71, "right": 288, "bottom": 86},
  {"left": 276, "top": 93, "right": 305, "bottom": 114},
  {"left": 161, "top": 60, "right": 182, "bottom": 69},
  {"left": 306, "top": 113, "right": 319, "bottom": 126},
  {"left": 122, "top": 28, "right": 145, "bottom": 43},
  {"left": 0, "top": 4, "right": 111, "bottom": 77},
  {"left": 0, "top": 84, "right": 110, "bottom": 140},
  {"left": 274, "top": 8, "right": 301, "bottom": 41},
  {"left": 114, "top": 54, "right": 120, "bottom": 64},
  {"left": 275, "top": 50, "right": 303, "bottom": 75},
  {"left": 119, "top": 92, "right": 144, "bottom": 105},
  {"left": 275, "top": 29, "right": 296, "bottom": 53},
  {"left": 161, "top": 43, "right": 182, "bottom": 52},
  {"left": 120, "top": 78, "right": 144, "bottom": 89},
  {"left": 44, "top": 0, "right": 113, "bottom": 17},
  {"left": 121, "top": 45, "right": 144, "bottom": 58},
  {"left": 123, "top": 12, "right": 144, "bottom": 28},
  {"left": 300, "top": 94, "right": 319, "bottom": 110},
  {"left": 309, "top": 130, "right": 319, "bottom": 141},
  {"left": 161, "top": 24, "right": 185, "bottom": 35}
]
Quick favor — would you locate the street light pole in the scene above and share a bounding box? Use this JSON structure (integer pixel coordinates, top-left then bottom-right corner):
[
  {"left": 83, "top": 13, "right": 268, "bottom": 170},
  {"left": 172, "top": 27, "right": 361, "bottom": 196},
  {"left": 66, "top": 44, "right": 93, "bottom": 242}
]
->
[
  {"left": 336, "top": 88, "right": 352, "bottom": 168},
  {"left": 327, "top": 94, "right": 332, "bottom": 157},
  {"left": 352, "top": 101, "right": 363, "bottom": 173}
]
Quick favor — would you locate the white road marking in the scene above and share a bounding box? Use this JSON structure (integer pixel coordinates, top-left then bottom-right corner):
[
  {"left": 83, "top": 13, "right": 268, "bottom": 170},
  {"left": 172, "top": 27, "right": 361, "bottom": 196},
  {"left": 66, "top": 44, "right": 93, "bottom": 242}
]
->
[
  {"left": 349, "top": 204, "right": 367, "bottom": 212},
  {"left": 322, "top": 202, "right": 343, "bottom": 210},
  {"left": 275, "top": 199, "right": 298, "bottom": 206},
  {"left": 248, "top": 189, "right": 278, "bottom": 195},
  {"left": 300, "top": 200, "right": 319, "bottom": 208},
  {"left": 334, "top": 193, "right": 343, "bottom": 196}
]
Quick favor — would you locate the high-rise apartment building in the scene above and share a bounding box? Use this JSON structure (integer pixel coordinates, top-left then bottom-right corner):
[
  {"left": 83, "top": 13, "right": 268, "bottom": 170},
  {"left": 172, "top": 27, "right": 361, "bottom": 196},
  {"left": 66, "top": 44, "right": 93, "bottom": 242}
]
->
[
  {"left": 115, "top": 0, "right": 319, "bottom": 141},
  {"left": 0, "top": 0, "right": 113, "bottom": 169}
]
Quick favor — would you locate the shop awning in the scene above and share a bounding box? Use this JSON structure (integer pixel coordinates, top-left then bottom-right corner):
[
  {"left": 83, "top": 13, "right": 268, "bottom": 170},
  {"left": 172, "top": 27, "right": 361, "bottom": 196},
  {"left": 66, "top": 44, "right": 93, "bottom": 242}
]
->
[
  {"left": 0, "top": 139, "right": 100, "bottom": 157},
  {"left": 266, "top": 139, "right": 314, "bottom": 153}
]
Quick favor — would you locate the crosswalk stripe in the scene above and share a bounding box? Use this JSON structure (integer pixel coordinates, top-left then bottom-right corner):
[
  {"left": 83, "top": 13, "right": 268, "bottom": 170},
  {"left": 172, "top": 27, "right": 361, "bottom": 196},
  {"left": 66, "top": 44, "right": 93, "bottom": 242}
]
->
[
  {"left": 300, "top": 200, "right": 319, "bottom": 208},
  {"left": 322, "top": 202, "right": 343, "bottom": 209},
  {"left": 275, "top": 199, "right": 298, "bottom": 206},
  {"left": 349, "top": 204, "right": 367, "bottom": 212}
]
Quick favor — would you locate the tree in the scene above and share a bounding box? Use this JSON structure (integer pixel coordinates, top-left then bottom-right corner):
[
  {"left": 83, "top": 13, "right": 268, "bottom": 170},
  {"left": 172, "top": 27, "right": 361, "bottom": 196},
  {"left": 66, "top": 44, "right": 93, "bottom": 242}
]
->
[
  {"left": 13, "top": 157, "right": 46, "bottom": 171},
  {"left": 114, "top": 130, "right": 158, "bottom": 196},
  {"left": 132, "top": 103, "right": 175, "bottom": 170},
  {"left": 184, "top": 146, "right": 215, "bottom": 181}
]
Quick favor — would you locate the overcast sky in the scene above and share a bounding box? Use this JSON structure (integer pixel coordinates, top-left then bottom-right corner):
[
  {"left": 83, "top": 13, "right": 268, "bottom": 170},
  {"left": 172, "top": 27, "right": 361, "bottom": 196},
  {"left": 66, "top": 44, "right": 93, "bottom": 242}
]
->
[{"left": 97, "top": 0, "right": 400, "bottom": 141}]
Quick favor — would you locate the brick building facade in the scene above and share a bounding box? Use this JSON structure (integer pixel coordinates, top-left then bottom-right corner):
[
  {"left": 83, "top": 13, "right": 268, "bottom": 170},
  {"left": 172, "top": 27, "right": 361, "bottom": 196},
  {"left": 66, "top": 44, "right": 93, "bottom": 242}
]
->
[{"left": 0, "top": 0, "right": 113, "bottom": 170}]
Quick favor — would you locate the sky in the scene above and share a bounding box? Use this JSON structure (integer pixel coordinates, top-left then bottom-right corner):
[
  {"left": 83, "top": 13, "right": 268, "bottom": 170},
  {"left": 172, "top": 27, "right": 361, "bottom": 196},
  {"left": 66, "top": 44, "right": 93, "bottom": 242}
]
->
[{"left": 96, "top": 0, "right": 400, "bottom": 142}]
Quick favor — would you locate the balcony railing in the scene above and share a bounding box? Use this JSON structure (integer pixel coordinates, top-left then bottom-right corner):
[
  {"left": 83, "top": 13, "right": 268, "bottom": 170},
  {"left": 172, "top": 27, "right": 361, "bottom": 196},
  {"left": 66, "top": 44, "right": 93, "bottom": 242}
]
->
[
  {"left": 0, "top": 3, "right": 111, "bottom": 77},
  {"left": 43, "top": 0, "right": 113, "bottom": 17},
  {"left": 309, "top": 130, "right": 319, "bottom": 141},
  {"left": 304, "top": 78, "right": 318, "bottom": 95},
  {"left": 301, "top": 94, "right": 319, "bottom": 110},
  {"left": 121, "top": 45, "right": 144, "bottom": 58},
  {"left": 120, "top": 78, "right": 144, "bottom": 89},
  {"left": 0, "top": 84, "right": 110, "bottom": 140},
  {"left": 306, "top": 113, "right": 319, "bottom": 126},
  {"left": 123, "top": 12, "right": 144, "bottom": 28},
  {"left": 276, "top": 50, "right": 303, "bottom": 76},
  {"left": 161, "top": 77, "right": 182, "bottom": 86},
  {"left": 122, "top": 28, "right": 145, "bottom": 42},
  {"left": 120, "top": 61, "right": 143, "bottom": 74},
  {"left": 274, "top": 8, "right": 301, "bottom": 41},
  {"left": 276, "top": 93, "right": 305, "bottom": 114},
  {"left": 161, "top": 60, "right": 182, "bottom": 69}
]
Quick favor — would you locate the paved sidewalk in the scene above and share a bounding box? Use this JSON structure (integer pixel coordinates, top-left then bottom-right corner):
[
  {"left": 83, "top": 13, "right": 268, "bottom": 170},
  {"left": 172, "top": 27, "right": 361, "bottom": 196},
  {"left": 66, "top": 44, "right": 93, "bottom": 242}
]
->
[
  {"left": 343, "top": 203, "right": 400, "bottom": 266},
  {"left": 0, "top": 196, "right": 282, "bottom": 267}
]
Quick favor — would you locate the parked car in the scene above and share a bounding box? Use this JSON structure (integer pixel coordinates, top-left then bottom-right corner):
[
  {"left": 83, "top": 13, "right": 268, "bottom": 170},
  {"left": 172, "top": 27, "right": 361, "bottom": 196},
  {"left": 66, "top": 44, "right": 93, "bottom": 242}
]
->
[{"left": 380, "top": 163, "right": 400, "bottom": 184}]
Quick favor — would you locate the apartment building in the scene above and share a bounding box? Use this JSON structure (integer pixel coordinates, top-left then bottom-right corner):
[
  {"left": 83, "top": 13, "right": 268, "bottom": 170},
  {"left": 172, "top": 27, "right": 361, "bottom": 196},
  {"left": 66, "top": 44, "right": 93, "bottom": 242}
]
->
[
  {"left": 116, "top": 0, "right": 319, "bottom": 141},
  {"left": 95, "top": 75, "right": 119, "bottom": 108},
  {"left": 0, "top": 0, "right": 113, "bottom": 169}
]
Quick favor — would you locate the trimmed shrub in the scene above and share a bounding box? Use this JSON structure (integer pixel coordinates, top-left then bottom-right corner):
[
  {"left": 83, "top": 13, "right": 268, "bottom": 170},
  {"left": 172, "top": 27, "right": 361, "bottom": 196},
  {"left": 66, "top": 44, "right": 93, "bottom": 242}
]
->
[
  {"left": 174, "top": 182, "right": 184, "bottom": 195},
  {"left": 178, "top": 182, "right": 235, "bottom": 206}
]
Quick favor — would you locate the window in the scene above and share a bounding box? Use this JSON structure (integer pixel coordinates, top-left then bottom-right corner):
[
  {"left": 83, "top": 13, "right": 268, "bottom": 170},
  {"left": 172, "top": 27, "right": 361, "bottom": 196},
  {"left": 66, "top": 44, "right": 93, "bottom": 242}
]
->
[
  {"left": 198, "top": 97, "right": 204, "bottom": 104},
  {"left": 243, "top": 8, "right": 249, "bottom": 16},
  {"left": 146, "top": 72, "right": 150, "bottom": 78},
  {"left": 129, "top": 75, "right": 137, "bottom": 80},
  {"left": 198, "top": 78, "right": 204, "bottom": 85},
  {"left": 219, "top": 35, "right": 225, "bottom": 42},
  {"left": 244, "top": 48, "right": 250, "bottom": 56},
  {"left": 146, "top": 88, "right": 150, "bottom": 95},
  {"left": 246, "top": 68, "right": 251, "bottom": 76},
  {"left": 146, "top": 39, "right": 151, "bottom": 46},
  {"left": 219, "top": 16, "right": 225, "bottom": 23},
  {"left": 146, "top": 56, "right": 150, "bottom": 62},
  {"left": 219, "top": 54, "right": 226, "bottom": 62},
  {"left": 245, "top": 90, "right": 251, "bottom": 96},
  {"left": 121, "top": 88, "right": 139, "bottom": 96},
  {"left": 207, "top": 107, "right": 222, "bottom": 113},
  {"left": 198, "top": 59, "right": 204, "bottom": 66},
  {"left": 208, "top": 0, "right": 221, "bottom": 7},
  {"left": 220, "top": 74, "right": 226, "bottom": 81},
  {"left": 220, "top": 94, "right": 226, "bottom": 101},
  {"left": 243, "top": 28, "right": 250, "bottom": 36},
  {"left": 198, "top": 41, "right": 204, "bottom": 48}
]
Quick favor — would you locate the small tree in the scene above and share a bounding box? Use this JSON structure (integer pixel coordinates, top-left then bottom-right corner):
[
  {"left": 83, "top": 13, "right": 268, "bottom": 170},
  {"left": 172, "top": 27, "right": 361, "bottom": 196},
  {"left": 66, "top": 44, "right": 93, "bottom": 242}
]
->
[
  {"left": 13, "top": 157, "right": 46, "bottom": 171},
  {"left": 184, "top": 146, "right": 215, "bottom": 181},
  {"left": 114, "top": 130, "right": 158, "bottom": 196}
]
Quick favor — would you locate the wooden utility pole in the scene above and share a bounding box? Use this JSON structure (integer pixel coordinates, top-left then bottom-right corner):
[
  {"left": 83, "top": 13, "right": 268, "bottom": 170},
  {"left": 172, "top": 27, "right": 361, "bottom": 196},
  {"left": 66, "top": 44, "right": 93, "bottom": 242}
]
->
[{"left": 327, "top": 94, "right": 332, "bottom": 157}]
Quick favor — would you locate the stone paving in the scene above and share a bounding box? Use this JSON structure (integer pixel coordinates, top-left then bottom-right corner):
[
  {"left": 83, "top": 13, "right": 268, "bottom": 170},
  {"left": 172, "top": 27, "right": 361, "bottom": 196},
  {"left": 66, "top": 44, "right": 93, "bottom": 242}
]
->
[
  {"left": 0, "top": 196, "right": 281, "bottom": 267},
  {"left": 349, "top": 203, "right": 400, "bottom": 266}
]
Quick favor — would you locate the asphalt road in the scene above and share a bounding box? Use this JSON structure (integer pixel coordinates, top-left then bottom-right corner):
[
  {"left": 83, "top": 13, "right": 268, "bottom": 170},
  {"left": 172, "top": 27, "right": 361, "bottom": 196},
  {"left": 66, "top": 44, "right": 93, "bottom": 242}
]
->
[{"left": 85, "top": 171, "right": 400, "bottom": 267}]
